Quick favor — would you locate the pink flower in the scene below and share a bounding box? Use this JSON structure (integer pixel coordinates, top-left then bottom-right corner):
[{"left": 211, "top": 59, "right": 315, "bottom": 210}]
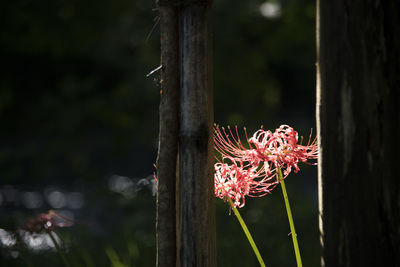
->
[
  {"left": 213, "top": 124, "right": 318, "bottom": 200},
  {"left": 214, "top": 125, "right": 273, "bottom": 175},
  {"left": 214, "top": 157, "right": 276, "bottom": 208},
  {"left": 249, "top": 125, "right": 318, "bottom": 180}
]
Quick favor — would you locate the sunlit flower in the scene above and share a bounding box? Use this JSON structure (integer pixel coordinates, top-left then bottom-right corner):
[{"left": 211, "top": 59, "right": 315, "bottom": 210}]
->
[
  {"left": 214, "top": 157, "right": 276, "bottom": 208},
  {"left": 214, "top": 125, "right": 274, "bottom": 175},
  {"left": 214, "top": 124, "right": 318, "bottom": 189},
  {"left": 249, "top": 125, "right": 318, "bottom": 179}
]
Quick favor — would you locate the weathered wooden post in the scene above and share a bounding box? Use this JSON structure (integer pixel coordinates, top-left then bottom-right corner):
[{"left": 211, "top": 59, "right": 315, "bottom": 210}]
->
[
  {"left": 178, "top": 0, "right": 216, "bottom": 266},
  {"left": 156, "top": 0, "right": 215, "bottom": 266},
  {"left": 156, "top": 0, "right": 180, "bottom": 266}
]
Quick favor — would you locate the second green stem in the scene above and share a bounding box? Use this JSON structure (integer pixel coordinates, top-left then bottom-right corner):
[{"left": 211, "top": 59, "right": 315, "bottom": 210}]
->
[{"left": 278, "top": 167, "right": 303, "bottom": 267}]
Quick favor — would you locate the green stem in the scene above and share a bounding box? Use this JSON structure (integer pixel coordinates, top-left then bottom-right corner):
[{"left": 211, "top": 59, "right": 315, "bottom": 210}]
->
[
  {"left": 47, "top": 230, "right": 71, "bottom": 267},
  {"left": 278, "top": 167, "right": 303, "bottom": 267},
  {"left": 227, "top": 198, "right": 266, "bottom": 267}
]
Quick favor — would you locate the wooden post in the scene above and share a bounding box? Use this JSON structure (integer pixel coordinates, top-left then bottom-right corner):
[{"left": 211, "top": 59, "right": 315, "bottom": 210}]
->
[
  {"left": 317, "top": 0, "right": 400, "bottom": 266},
  {"left": 156, "top": 0, "right": 215, "bottom": 266},
  {"left": 178, "top": 0, "right": 216, "bottom": 266},
  {"left": 156, "top": 1, "right": 180, "bottom": 266}
]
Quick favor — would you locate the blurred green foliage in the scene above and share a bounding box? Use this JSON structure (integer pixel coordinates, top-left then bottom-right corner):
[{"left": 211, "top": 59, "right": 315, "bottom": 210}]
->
[{"left": 0, "top": 0, "right": 317, "bottom": 266}]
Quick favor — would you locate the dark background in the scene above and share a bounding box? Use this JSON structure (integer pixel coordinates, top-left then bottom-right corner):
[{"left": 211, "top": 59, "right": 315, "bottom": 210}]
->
[{"left": 0, "top": 0, "right": 318, "bottom": 266}]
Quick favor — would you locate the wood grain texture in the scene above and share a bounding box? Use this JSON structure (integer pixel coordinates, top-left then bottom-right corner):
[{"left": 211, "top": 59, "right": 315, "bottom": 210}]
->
[
  {"left": 156, "top": 5, "right": 180, "bottom": 267},
  {"left": 317, "top": 0, "right": 400, "bottom": 266},
  {"left": 178, "top": 2, "right": 216, "bottom": 266}
]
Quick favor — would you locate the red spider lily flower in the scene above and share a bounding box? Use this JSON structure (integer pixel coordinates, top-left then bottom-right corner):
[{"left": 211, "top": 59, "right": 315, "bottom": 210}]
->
[
  {"left": 214, "top": 157, "right": 276, "bottom": 208},
  {"left": 24, "top": 210, "right": 74, "bottom": 233},
  {"left": 249, "top": 125, "right": 318, "bottom": 180},
  {"left": 214, "top": 125, "right": 274, "bottom": 174},
  {"left": 214, "top": 124, "right": 318, "bottom": 183}
]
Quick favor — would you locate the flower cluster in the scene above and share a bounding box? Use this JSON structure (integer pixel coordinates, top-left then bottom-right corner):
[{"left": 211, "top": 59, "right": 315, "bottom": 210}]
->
[
  {"left": 214, "top": 124, "right": 318, "bottom": 208},
  {"left": 215, "top": 157, "right": 277, "bottom": 208}
]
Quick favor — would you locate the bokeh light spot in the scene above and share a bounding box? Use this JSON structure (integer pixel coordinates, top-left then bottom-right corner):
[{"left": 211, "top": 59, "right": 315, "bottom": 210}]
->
[
  {"left": 260, "top": 1, "right": 282, "bottom": 19},
  {"left": 47, "top": 191, "right": 67, "bottom": 209}
]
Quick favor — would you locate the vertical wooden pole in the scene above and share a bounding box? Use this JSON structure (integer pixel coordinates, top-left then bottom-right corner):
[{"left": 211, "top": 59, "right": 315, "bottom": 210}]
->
[
  {"left": 156, "top": 1, "right": 180, "bottom": 266},
  {"left": 178, "top": 0, "right": 216, "bottom": 266},
  {"left": 317, "top": 0, "right": 400, "bottom": 266}
]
